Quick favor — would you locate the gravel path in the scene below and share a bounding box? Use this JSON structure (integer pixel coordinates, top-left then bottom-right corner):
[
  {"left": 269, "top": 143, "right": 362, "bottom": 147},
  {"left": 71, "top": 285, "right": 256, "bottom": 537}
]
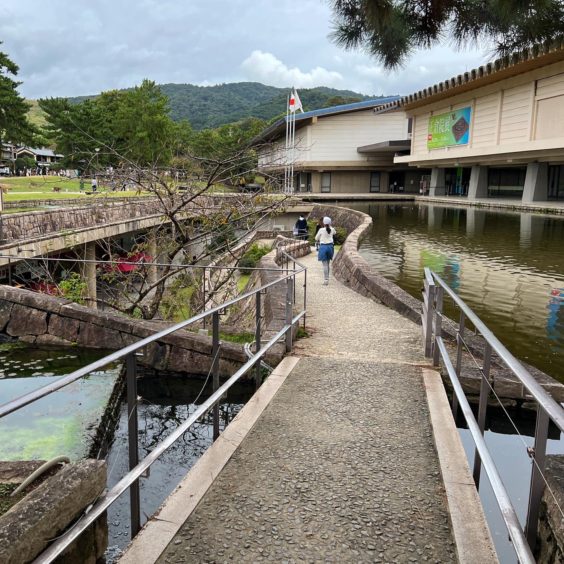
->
[{"left": 157, "top": 251, "right": 457, "bottom": 563}]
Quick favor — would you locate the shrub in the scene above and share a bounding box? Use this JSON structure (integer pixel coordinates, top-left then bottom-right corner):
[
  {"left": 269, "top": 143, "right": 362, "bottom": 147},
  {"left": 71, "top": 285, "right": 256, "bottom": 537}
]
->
[
  {"left": 334, "top": 226, "right": 347, "bottom": 245},
  {"left": 59, "top": 273, "right": 86, "bottom": 304},
  {"left": 238, "top": 244, "right": 271, "bottom": 274},
  {"left": 238, "top": 256, "right": 256, "bottom": 275}
]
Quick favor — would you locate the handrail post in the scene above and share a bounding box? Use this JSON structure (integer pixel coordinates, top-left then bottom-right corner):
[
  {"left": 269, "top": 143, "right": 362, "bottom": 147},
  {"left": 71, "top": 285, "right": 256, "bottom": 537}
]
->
[
  {"left": 285, "top": 276, "right": 294, "bottom": 352},
  {"left": 202, "top": 266, "right": 206, "bottom": 329},
  {"left": 126, "top": 353, "right": 141, "bottom": 538},
  {"left": 432, "top": 286, "right": 443, "bottom": 367},
  {"left": 8, "top": 257, "right": 11, "bottom": 286},
  {"left": 254, "top": 291, "right": 262, "bottom": 390},
  {"left": 473, "top": 342, "right": 491, "bottom": 487},
  {"left": 422, "top": 269, "right": 434, "bottom": 358},
  {"left": 525, "top": 405, "right": 550, "bottom": 551},
  {"left": 453, "top": 310, "right": 466, "bottom": 418},
  {"left": 303, "top": 268, "right": 307, "bottom": 330},
  {"left": 212, "top": 311, "right": 220, "bottom": 441}
]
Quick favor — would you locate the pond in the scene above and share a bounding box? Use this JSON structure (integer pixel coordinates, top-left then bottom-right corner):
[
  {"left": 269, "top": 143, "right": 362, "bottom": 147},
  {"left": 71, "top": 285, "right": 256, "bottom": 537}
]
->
[
  {"left": 104, "top": 375, "right": 253, "bottom": 561},
  {"left": 352, "top": 202, "right": 564, "bottom": 383},
  {"left": 0, "top": 342, "right": 120, "bottom": 461}
]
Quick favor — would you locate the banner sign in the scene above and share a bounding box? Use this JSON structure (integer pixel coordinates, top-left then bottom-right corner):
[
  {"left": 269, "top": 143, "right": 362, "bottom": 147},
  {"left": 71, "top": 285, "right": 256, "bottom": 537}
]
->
[{"left": 427, "top": 107, "right": 471, "bottom": 149}]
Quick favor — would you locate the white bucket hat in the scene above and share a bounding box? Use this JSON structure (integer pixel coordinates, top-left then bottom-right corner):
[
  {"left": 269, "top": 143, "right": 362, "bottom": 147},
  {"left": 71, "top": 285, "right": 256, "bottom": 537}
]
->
[{"left": 323, "top": 216, "right": 331, "bottom": 225}]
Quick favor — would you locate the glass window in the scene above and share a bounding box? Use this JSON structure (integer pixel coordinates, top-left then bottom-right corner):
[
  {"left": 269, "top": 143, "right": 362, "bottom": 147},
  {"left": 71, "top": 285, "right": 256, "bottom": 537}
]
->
[
  {"left": 321, "top": 172, "right": 331, "bottom": 193},
  {"left": 370, "top": 172, "right": 380, "bottom": 193},
  {"left": 487, "top": 167, "right": 526, "bottom": 197}
]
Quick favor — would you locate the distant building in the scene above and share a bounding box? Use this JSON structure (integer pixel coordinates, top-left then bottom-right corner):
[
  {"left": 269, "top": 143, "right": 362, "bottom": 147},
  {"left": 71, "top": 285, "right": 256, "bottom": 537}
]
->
[
  {"left": 16, "top": 147, "right": 64, "bottom": 170},
  {"left": 0, "top": 143, "right": 16, "bottom": 167},
  {"left": 255, "top": 99, "right": 431, "bottom": 194},
  {"left": 380, "top": 41, "right": 564, "bottom": 202}
]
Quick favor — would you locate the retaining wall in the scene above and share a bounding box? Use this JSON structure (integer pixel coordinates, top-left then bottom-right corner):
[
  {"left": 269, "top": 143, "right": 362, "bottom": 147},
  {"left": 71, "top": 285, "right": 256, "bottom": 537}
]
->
[
  {"left": 0, "top": 234, "right": 311, "bottom": 377},
  {"left": 3, "top": 196, "right": 148, "bottom": 210},
  {"left": 538, "top": 455, "right": 564, "bottom": 563},
  {"left": 0, "top": 199, "right": 164, "bottom": 242},
  {"left": 0, "top": 286, "right": 246, "bottom": 377}
]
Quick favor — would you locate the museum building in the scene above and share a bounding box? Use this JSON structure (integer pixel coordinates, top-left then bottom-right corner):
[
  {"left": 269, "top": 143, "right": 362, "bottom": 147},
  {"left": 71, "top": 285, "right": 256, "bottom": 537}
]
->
[{"left": 381, "top": 41, "right": 564, "bottom": 202}]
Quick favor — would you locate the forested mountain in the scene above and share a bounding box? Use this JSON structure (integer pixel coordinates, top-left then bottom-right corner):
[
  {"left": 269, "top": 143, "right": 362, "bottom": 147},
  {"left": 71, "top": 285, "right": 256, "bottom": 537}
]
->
[{"left": 55, "top": 82, "right": 379, "bottom": 130}]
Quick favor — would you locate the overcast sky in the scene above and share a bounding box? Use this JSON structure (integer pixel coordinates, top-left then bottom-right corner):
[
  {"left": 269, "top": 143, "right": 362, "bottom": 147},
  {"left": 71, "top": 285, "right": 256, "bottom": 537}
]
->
[{"left": 2, "top": 0, "right": 491, "bottom": 100}]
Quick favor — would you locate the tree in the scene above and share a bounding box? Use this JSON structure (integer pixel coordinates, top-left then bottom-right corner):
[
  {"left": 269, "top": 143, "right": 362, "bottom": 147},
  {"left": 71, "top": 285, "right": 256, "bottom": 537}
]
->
[
  {"left": 14, "top": 136, "right": 289, "bottom": 320},
  {"left": 329, "top": 0, "right": 564, "bottom": 69},
  {"left": 0, "top": 44, "right": 36, "bottom": 147},
  {"left": 39, "top": 80, "right": 182, "bottom": 169},
  {"left": 15, "top": 156, "right": 36, "bottom": 171}
]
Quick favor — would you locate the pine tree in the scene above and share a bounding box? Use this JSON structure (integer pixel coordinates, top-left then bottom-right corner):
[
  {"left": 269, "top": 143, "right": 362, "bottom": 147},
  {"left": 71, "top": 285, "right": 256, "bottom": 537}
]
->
[
  {"left": 0, "top": 44, "right": 35, "bottom": 147},
  {"left": 330, "top": 0, "right": 564, "bottom": 69}
]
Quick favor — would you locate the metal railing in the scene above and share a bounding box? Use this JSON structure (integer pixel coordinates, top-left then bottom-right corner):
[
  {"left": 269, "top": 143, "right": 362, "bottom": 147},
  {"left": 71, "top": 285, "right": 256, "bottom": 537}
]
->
[
  {"left": 422, "top": 267, "right": 564, "bottom": 564},
  {"left": 0, "top": 261, "right": 306, "bottom": 563}
]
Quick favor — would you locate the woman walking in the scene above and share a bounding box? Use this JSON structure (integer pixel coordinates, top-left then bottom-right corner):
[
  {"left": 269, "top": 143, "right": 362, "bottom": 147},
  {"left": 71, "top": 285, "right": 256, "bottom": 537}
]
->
[{"left": 315, "top": 216, "right": 336, "bottom": 285}]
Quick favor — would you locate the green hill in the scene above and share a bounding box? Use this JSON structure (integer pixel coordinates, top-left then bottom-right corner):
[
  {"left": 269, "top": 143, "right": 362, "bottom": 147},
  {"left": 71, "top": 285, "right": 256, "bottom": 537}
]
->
[{"left": 29, "top": 82, "right": 382, "bottom": 130}]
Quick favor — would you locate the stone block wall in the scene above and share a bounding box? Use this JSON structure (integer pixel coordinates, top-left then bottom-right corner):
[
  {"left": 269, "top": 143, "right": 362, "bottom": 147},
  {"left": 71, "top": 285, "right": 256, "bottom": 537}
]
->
[
  {"left": 3, "top": 196, "right": 147, "bottom": 210},
  {"left": 0, "top": 285, "right": 246, "bottom": 377},
  {"left": 538, "top": 455, "right": 564, "bottom": 563},
  {"left": 1, "top": 200, "right": 164, "bottom": 242}
]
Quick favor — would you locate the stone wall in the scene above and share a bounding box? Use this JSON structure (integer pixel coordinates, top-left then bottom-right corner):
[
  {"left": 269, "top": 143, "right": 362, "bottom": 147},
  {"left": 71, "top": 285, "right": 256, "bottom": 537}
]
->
[
  {"left": 0, "top": 285, "right": 246, "bottom": 377},
  {"left": 0, "top": 234, "right": 311, "bottom": 377},
  {"left": 1, "top": 199, "right": 164, "bottom": 242},
  {"left": 0, "top": 459, "right": 107, "bottom": 563},
  {"left": 538, "top": 455, "right": 564, "bottom": 563},
  {"left": 309, "top": 204, "right": 422, "bottom": 323},
  {"left": 3, "top": 196, "right": 147, "bottom": 210}
]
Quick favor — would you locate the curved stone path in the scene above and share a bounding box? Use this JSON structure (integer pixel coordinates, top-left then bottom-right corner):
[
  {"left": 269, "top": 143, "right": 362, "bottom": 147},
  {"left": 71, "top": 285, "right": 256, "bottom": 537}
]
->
[{"left": 157, "top": 251, "right": 457, "bottom": 563}]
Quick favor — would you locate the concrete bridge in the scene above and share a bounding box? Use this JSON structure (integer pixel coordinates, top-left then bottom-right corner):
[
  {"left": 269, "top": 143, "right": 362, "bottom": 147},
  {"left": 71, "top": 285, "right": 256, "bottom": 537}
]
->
[{"left": 119, "top": 250, "right": 496, "bottom": 564}]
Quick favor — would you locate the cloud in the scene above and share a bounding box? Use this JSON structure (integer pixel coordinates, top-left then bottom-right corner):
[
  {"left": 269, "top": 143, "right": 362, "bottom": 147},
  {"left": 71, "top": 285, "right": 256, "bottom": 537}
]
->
[
  {"left": 355, "top": 64, "right": 385, "bottom": 79},
  {"left": 241, "top": 50, "right": 343, "bottom": 88}
]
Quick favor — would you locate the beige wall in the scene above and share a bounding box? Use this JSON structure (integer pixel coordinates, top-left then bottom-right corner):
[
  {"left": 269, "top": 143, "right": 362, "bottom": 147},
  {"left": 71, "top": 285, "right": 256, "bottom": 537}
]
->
[
  {"left": 258, "top": 108, "right": 409, "bottom": 170},
  {"left": 400, "top": 60, "right": 564, "bottom": 166},
  {"left": 309, "top": 171, "right": 396, "bottom": 193},
  {"left": 306, "top": 110, "right": 408, "bottom": 163}
]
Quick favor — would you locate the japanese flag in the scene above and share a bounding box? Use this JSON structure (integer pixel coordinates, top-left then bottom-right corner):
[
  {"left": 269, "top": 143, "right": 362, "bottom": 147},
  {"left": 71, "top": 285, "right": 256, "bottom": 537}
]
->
[{"left": 289, "top": 89, "right": 303, "bottom": 113}]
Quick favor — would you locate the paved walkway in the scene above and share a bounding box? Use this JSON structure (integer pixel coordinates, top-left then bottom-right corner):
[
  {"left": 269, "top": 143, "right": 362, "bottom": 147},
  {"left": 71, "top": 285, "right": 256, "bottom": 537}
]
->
[{"left": 157, "top": 251, "right": 457, "bottom": 563}]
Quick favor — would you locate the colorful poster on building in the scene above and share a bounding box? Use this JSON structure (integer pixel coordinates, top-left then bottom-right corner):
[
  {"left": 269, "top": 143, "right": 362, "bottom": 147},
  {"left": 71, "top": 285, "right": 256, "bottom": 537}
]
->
[{"left": 427, "top": 107, "right": 472, "bottom": 149}]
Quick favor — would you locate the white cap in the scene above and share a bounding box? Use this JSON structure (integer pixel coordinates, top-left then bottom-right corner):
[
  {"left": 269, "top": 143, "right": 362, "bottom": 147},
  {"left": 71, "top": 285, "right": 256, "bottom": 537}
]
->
[{"left": 323, "top": 216, "right": 331, "bottom": 225}]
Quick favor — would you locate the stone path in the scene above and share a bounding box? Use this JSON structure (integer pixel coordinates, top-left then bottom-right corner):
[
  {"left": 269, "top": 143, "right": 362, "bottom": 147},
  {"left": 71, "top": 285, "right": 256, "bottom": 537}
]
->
[{"left": 157, "top": 251, "right": 457, "bottom": 563}]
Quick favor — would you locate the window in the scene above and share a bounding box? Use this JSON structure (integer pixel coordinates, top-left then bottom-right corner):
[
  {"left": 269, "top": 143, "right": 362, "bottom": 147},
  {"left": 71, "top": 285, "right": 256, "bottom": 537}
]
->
[
  {"left": 321, "top": 172, "right": 331, "bottom": 193},
  {"left": 370, "top": 172, "right": 380, "bottom": 193},
  {"left": 487, "top": 167, "right": 526, "bottom": 197}
]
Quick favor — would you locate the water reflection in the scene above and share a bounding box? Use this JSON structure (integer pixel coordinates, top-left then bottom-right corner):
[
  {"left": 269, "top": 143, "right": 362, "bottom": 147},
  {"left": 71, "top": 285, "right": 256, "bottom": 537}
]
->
[
  {"left": 354, "top": 203, "right": 564, "bottom": 382},
  {"left": 105, "top": 375, "right": 253, "bottom": 559},
  {"left": 457, "top": 407, "right": 564, "bottom": 564}
]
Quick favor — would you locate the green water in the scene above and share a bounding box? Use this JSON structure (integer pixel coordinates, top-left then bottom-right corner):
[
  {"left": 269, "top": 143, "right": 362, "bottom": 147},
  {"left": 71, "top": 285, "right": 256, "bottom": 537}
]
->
[
  {"left": 0, "top": 342, "right": 120, "bottom": 461},
  {"left": 352, "top": 202, "right": 564, "bottom": 383}
]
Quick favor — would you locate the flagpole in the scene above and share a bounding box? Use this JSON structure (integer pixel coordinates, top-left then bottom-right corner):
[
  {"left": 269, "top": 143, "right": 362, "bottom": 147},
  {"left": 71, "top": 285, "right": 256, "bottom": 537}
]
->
[
  {"left": 284, "top": 94, "right": 289, "bottom": 193},
  {"left": 290, "top": 94, "right": 295, "bottom": 194}
]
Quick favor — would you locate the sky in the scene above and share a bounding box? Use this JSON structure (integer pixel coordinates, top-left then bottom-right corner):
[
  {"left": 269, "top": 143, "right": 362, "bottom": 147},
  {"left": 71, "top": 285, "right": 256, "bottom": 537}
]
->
[{"left": 2, "top": 0, "right": 492, "bottom": 100}]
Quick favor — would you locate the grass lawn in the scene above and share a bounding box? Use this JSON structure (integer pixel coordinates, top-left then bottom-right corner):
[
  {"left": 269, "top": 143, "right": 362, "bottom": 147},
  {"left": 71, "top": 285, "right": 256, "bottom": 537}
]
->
[{"left": 0, "top": 176, "right": 148, "bottom": 202}]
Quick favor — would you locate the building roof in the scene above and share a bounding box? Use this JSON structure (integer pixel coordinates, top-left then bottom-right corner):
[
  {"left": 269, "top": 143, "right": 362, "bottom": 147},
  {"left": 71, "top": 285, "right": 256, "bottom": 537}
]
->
[
  {"left": 253, "top": 96, "right": 401, "bottom": 144},
  {"left": 357, "top": 139, "right": 411, "bottom": 154},
  {"left": 16, "top": 147, "right": 63, "bottom": 158},
  {"left": 376, "top": 40, "right": 564, "bottom": 113}
]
